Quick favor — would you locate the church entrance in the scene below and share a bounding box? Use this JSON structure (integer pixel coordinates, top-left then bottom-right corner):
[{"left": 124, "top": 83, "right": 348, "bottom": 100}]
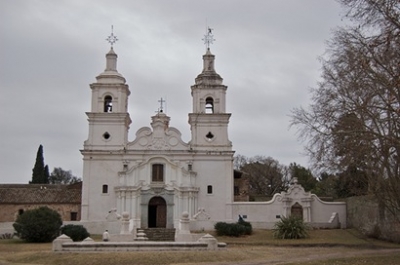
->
[
  {"left": 148, "top": 196, "right": 167, "bottom": 228},
  {"left": 291, "top": 202, "right": 303, "bottom": 219}
]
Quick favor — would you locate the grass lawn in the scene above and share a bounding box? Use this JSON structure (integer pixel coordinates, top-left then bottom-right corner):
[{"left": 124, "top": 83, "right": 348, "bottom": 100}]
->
[{"left": 0, "top": 229, "right": 398, "bottom": 265}]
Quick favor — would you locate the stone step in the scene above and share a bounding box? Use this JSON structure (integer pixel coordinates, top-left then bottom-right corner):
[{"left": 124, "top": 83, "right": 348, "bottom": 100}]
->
[{"left": 141, "top": 228, "right": 176, "bottom": 242}]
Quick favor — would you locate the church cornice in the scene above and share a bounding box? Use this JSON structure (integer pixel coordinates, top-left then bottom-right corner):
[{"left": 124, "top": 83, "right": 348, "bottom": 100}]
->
[
  {"left": 86, "top": 112, "right": 132, "bottom": 125},
  {"left": 188, "top": 113, "right": 231, "bottom": 123}
]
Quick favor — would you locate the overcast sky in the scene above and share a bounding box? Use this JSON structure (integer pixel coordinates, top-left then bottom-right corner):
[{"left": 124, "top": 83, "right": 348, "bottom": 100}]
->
[{"left": 0, "top": 0, "right": 346, "bottom": 183}]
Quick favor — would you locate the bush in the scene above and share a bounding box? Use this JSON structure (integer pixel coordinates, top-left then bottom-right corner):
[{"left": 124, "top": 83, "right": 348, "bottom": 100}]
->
[
  {"left": 0, "top": 233, "right": 14, "bottom": 239},
  {"left": 238, "top": 219, "right": 253, "bottom": 235},
  {"left": 61, "top": 224, "right": 90, "bottom": 241},
  {"left": 214, "top": 220, "right": 252, "bottom": 237},
  {"left": 273, "top": 215, "right": 310, "bottom": 239},
  {"left": 13, "top": 206, "right": 62, "bottom": 242}
]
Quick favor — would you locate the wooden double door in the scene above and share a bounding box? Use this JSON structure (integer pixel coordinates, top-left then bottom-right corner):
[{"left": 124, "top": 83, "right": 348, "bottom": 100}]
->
[{"left": 148, "top": 196, "right": 167, "bottom": 228}]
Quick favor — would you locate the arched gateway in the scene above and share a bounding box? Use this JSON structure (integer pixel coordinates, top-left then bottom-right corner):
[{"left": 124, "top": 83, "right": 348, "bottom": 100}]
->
[{"left": 148, "top": 196, "right": 167, "bottom": 228}]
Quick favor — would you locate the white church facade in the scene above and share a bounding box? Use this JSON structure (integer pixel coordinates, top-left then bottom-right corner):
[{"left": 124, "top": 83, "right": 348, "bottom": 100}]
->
[
  {"left": 79, "top": 33, "right": 347, "bottom": 234},
  {"left": 81, "top": 37, "right": 236, "bottom": 231}
]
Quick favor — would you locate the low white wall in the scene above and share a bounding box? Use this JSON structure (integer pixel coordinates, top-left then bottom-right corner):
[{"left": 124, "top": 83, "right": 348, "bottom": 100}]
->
[
  {"left": 310, "top": 195, "right": 346, "bottom": 228},
  {"left": 71, "top": 221, "right": 121, "bottom": 235},
  {"left": 0, "top": 222, "right": 14, "bottom": 235},
  {"left": 229, "top": 195, "right": 347, "bottom": 229},
  {"left": 230, "top": 199, "right": 285, "bottom": 229}
]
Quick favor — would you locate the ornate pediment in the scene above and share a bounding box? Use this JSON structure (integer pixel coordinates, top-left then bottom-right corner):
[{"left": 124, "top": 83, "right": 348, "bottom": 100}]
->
[{"left": 127, "top": 113, "right": 188, "bottom": 151}]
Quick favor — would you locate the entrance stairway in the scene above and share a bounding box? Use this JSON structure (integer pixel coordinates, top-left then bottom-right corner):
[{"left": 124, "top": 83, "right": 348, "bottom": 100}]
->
[{"left": 141, "top": 228, "right": 176, "bottom": 241}]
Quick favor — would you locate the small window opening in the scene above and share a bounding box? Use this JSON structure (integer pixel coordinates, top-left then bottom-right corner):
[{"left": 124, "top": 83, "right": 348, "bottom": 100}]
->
[
  {"left": 104, "top": 96, "right": 113, "bottom": 112},
  {"left": 206, "top": 131, "right": 214, "bottom": 140},
  {"left": 188, "top": 164, "right": 192, "bottom": 171},
  {"left": 205, "top": 97, "right": 214, "bottom": 113},
  {"left": 234, "top": 186, "right": 239, "bottom": 195},
  {"left": 18, "top": 209, "right": 24, "bottom": 215},
  {"left": 103, "top": 132, "right": 111, "bottom": 140},
  {"left": 70, "top": 212, "right": 78, "bottom": 221},
  {"left": 152, "top": 164, "right": 164, "bottom": 182},
  {"left": 123, "top": 164, "right": 128, "bottom": 171},
  {"left": 207, "top": 185, "right": 213, "bottom": 194},
  {"left": 102, "top": 184, "right": 108, "bottom": 194}
]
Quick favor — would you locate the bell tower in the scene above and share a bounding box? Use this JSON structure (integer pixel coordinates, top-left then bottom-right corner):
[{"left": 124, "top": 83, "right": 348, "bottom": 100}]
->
[
  {"left": 84, "top": 29, "right": 131, "bottom": 150},
  {"left": 188, "top": 28, "right": 232, "bottom": 151}
]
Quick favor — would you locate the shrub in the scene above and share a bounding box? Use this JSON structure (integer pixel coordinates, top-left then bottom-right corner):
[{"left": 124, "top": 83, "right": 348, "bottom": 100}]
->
[
  {"left": 0, "top": 233, "right": 14, "bottom": 239},
  {"left": 61, "top": 224, "right": 90, "bottom": 241},
  {"left": 13, "top": 206, "right": 62, "bottom": 242},
  {"left": 214, "top": 220, "right": 252, "bottom": 237},
  {"left": 273, "top": 215, "right": 310, "bottom": 239},
  {"left": 238, "top": 220, "right": 253, "bottom": 235}
]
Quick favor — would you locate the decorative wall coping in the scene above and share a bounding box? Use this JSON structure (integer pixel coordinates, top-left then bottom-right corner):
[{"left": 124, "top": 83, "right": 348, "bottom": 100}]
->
[{"left": 53, "top": 234, "right": 226, "bottom": 252}]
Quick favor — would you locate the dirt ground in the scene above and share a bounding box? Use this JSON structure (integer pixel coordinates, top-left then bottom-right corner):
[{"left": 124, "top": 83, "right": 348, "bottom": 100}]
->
[{"left": 192, "top": 247, "right": 400, "bottom": 265}]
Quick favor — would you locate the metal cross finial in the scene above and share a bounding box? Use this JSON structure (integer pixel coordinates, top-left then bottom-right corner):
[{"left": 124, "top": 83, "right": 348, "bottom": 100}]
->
[
  {"left": 106, "top": 25, "right": 118, "bottom": 47},
  {"left": 158, "top": 97, "right": 166, "bottom": 113},
  {"left": 202, "top": 26, "right": 215, "bottom": 49}
]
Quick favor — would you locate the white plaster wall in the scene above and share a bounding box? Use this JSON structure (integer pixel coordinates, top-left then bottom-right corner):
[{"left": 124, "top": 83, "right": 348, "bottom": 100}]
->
[
  {"left": 82, "top": 159, "right": 120, "bottom": 221},
  {"left": 310, "top": 195, "right": 347, "bottom": 228},
  {"left": 230, "top": 198, "right": 285, "bottom": 229},
  {"left": 230, "top": 194, "right": 347, "bottom": 229},
  {"left": 76, "top": 220, "right": 121, "bottom": 235},
  {"left": 0, "top": 222, "right": 14, "bottom": 235},
  {"left": 194, "top": 157, "right": 233, "bottom": 224}
]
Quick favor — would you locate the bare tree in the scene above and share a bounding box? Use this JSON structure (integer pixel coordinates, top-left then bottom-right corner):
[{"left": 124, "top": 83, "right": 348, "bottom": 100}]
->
[
  {"left": 240, "top": 156, "right": 289, "bottom": 196},
  {"left": 291, "top": 0, "right": 400, "bottom": 219},
  {"left": 233, "top": 154, "right": 249, "bottom": 170}
]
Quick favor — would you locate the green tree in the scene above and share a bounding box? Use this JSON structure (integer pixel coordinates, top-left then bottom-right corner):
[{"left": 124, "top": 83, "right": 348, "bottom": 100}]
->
[
  {"left": 289, "top": 163, "right": 317, "bottom": 192},
  {"left": 335, "top": 165, "right": 369, "bottom": 198},
  {"left": 314, "top": 172, "right": 338, "bottom": 199},
  {"left": 60, "top": 224, "right": 90, "bottom": 241},
  {"left": 13, "top": 206, "right": 62, "bottom": 242},
  {"left": 49, "top": 167, "right": 81, "bottom": 184},
  {"left": 290, "top": 0, "right": 400, "bottom": 219},
  {"left": 30, "top": 145, "right": 49, "bottom": 184}
]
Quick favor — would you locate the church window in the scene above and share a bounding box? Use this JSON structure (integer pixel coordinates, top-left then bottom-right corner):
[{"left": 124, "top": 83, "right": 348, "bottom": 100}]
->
[
  {"left": 103, "top": 132, "right": 111, "bottom": 140},
  {"left": 104, "top": 96, "right": 113, "bottom": 112},
  {"left": 102, "top": 184, "right": 108, "bottom": 194},
  {"left": 207, "top": 185, "right": 213, "bottom": 194},
  {"left": 70, "top": 212, "right": 78, "bottom": 221},
  {"left": 206, "top": 131, "right": 214, "bottom": 140},
  {"left": 234, "top": 186, "right": 239, "bottom": 195},
  {"left": 152, "top": 164, "right": 164, "bottom": 182},
  {"left": 205, "top": 97, "right": 214, "bottom": 113}
]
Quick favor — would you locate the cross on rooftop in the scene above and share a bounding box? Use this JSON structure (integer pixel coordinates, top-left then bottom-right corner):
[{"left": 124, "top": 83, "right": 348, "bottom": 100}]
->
[
  {"left": 158, "top": 97, "right": 166, "bottom": 113},
  {"left": 106, "top": 25, "right": 118, "bottom": 47},
  {"left": 202, "top": 27, "right": 215, "bottom": 49}
]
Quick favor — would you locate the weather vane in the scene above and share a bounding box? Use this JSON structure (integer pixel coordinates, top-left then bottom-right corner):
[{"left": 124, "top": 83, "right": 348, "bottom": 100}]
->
[
  {"left": 202, "top": 26, "right": 215, "bottom": 49},
  {"left": 106, "top": 25, "right": 118, "bottom": 47}
]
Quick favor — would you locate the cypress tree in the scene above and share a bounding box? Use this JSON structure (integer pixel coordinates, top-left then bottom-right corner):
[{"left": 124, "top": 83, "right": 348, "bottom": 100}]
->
[
  {"left": 30, "top": 145, "right": 48, "bottom": 184},
  {"left": 44, "top": 165, "right": 50, "bottom": 184}
]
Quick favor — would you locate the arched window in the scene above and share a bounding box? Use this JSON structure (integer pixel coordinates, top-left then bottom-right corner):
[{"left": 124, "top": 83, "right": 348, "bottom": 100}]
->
[
  {"left": 102, "top": 184, "right": 108, "bottom": 194},
  {"left": 205, "top": 97, "right": 214, "bottom": 114},
  {"left": 104, "top": 96, "right": 113, "bottom": 112}
]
